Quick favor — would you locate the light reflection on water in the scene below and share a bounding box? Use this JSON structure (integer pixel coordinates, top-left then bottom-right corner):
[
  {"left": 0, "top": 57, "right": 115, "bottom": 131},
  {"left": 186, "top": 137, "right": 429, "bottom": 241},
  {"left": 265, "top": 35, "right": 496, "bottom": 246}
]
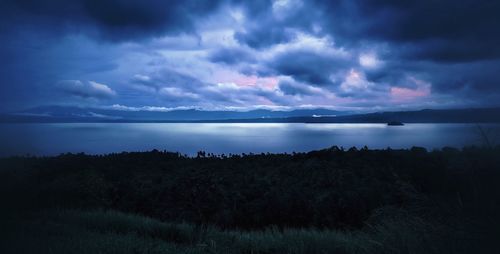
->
[{"left": 0, "top": 123, "right": 498, "bottom": 156}]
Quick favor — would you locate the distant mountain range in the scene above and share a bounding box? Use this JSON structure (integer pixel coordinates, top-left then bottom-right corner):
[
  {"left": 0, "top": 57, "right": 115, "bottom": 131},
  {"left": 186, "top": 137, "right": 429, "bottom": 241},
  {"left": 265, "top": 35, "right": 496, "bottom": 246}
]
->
[
  {"left": 1, "top": 105, "right": 499, "bottom": 123},
  {"left": 215, "top": 108, "right": 500, "bottom": 123},
  {"left": 0, "top": 105, "right": 348, "bottom": 122}
]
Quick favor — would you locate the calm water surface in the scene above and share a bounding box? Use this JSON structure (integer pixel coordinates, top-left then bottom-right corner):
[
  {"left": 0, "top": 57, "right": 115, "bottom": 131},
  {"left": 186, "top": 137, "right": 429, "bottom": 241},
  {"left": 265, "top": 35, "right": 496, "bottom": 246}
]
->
[{"left": 0, "top": 123, "right": 499, "bottom": 156}]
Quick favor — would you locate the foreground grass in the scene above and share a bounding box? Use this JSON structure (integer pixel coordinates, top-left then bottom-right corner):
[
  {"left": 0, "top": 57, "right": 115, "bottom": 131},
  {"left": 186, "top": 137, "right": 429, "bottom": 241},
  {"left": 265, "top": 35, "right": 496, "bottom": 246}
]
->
[{"left": 0, "top": 209, "right": 469, "bottom": 254}]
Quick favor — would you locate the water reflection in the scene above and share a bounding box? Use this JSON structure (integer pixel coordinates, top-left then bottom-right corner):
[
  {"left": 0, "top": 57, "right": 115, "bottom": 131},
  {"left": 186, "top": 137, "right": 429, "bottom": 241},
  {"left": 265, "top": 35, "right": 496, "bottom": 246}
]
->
[{"left": 0, "top": 123, "right": 498, "bottom": 157}]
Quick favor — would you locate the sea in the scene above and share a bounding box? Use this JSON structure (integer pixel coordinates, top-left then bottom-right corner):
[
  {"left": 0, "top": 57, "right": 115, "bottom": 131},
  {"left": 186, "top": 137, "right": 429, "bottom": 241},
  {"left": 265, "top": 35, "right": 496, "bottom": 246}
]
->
[{"left": 0, "top": 123, "right": 499, "bottom": 157}]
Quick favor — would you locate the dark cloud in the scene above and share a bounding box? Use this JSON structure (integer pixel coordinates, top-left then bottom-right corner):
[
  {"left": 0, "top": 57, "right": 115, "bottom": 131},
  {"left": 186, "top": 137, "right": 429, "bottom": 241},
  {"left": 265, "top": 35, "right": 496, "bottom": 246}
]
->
[
  {"left": 0, "top": 0, "right": 225, "bottom": 41},
  {"left": 235, "top": 26, "right": 296, "bottom": 49},
  {"left": 363, "top": 54, "right": 500, "bottom": 96},
  {"left": 208, "top": 47, "right": 256, "bottom": 65},
  {"left": 278, "top": 79, "right": 317, "bottom": 96},
  {"left": 313, "top": 0, "right": 500, "bottom": 62},
  {"left": 232, "top": 0, "right": 318, "bottom": 49},
  {"left": 231, "top": 0, "right": 500, "bottom": 63},
  {"left": 267, "top": 50, "right": 350, "bottom": 86},
  {"left": 423, "top": 60, "right": 500, "bottom": 94}
]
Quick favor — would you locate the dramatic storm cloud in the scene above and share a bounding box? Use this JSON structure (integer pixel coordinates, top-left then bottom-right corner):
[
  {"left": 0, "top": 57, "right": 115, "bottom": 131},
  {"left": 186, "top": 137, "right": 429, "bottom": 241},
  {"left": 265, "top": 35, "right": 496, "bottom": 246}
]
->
[{"left": 1, "top": 0, "right": 499, "bottom": 112}]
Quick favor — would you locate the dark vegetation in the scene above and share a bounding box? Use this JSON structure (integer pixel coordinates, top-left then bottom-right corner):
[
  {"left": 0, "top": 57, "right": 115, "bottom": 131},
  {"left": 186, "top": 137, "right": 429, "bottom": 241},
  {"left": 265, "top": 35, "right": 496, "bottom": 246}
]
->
[{"left": 1, "top": 146, "right": 500, "bottom": 253}]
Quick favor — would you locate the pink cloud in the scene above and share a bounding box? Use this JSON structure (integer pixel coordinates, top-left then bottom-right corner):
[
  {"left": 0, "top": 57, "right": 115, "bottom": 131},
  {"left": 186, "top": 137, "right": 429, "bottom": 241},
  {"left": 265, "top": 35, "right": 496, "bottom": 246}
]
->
[
  {"left": 216, "top": 74, "right": 279, "bottom": 89},
  {"left": 391, "top": 78, "right": 431, "bottom": 102}
]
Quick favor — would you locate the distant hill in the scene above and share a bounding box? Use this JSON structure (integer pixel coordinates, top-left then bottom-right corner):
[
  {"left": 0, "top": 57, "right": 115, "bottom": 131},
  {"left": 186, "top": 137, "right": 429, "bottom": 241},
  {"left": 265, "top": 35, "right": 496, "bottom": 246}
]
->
[
  {"left": 209, "top": 108, "right": 500, "bottom": 123},
  {"left": 298, "top": 108, "right": 500, "bottom": 123},
  {"left": 1, "top": 106, "right": 499, "bottom": 123},
  {"left": 0, "top": 105, "right": 347, "bottom": 123}
]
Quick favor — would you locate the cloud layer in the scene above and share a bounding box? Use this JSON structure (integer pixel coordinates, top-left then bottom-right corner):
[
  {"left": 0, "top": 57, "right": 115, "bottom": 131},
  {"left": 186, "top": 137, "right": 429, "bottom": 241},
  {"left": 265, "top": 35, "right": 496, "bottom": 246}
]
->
[{"left": 1, "top": 0, "right": 499, "bottom": 112}]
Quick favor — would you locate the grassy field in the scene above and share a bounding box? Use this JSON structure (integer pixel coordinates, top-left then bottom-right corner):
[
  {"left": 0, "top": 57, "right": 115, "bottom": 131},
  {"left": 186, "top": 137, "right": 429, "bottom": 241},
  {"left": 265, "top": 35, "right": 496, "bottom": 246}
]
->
[
  {"left": 1, "top": 209, "right": 473, "bottom": 254},
  {"left": 1, "top": 146, "right": 499, "bottom": 253}
]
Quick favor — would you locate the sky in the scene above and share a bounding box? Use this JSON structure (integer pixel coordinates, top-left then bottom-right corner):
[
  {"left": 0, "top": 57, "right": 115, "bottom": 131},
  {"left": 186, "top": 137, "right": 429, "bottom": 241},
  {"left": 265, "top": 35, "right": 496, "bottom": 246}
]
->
[{"left": 1, "top": 0, "right": 500, "bottom": 112}]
